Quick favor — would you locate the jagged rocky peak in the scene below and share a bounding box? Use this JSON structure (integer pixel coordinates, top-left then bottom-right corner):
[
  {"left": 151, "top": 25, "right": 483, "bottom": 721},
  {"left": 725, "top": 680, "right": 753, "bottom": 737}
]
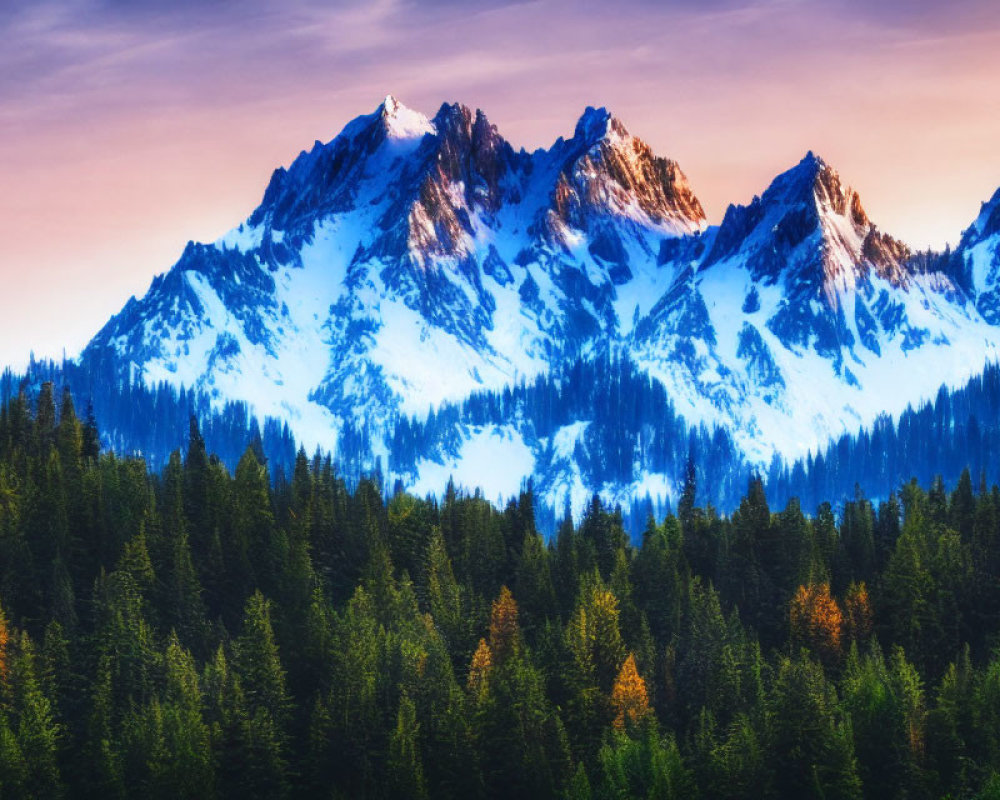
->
[
  {"left": 401, "top": 103, "right": 521, "bottom": 267},
  {"left": 247, "top": 95, "right": 435, "bottom": 237},
  {"left": 572, "top": 105, "right": 623, "bottom": 145},
  {"left": 380, "top": 93, "right": 401, "bottom": 116},
  {"left": 802, "top": 153, "right": 912, "bottom": 285},
  {"left": 779, "top": 153, "right": 910, "bottom": 270},
  {"left": 704, "top": 151, "right": 911, "bottom": 298},
  {"left": 426, "top": 102, "right": 518, "bottom": 211},
  {"left": 375, "top": 94, "right": 435, "bottom": 141},
  {"left": 768, "top": 152, "right": 844, "bottom": 208},
  {"left": 545, "top": 105, "right": 706, "bottom": 244},
  {"left": 956, "top": 186, "right": 1000, "bottom": 320},
  {"left": 759, "top": 151, "right": 870, "bottom": 229},
  {"left": 968, "top": 186, "right": 1000, "bottom": 244}
]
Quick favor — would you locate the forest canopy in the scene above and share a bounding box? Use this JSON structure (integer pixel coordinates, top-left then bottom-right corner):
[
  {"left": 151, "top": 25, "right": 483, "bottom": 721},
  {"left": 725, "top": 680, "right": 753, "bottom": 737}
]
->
[{"left": 1, "top": 383, "right": 1000, "bottom": 798}]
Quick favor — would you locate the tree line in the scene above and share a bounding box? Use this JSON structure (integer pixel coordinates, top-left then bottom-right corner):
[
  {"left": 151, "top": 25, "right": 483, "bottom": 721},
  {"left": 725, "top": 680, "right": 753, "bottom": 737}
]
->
[{"left": 11, "top": 352, "right": 1000, "bottom": 527}]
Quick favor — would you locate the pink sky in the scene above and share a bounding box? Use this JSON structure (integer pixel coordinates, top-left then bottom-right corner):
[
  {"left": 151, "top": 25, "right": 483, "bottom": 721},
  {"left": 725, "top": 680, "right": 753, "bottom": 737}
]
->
[{"left": 2, "top": 0, "right": 999, "bottom": 368}]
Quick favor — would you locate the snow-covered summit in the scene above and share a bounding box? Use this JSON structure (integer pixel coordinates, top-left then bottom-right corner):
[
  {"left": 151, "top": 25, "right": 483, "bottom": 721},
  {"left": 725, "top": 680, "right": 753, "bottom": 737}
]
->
[
  {"left": 377, "top": 94, "right": 435, "bottom": 140},
  {"left": 79, "top": 96, "right": 1000, "bottom": 509}
]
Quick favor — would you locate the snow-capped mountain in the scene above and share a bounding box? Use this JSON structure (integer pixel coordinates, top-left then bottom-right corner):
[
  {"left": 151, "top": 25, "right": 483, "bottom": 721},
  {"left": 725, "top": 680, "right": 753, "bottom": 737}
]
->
[
  {"left": 88, "top": 97, "right": 702, "bottom": 435},
  {"left": 80, "top": 97, "right": 1000, "bottom": 508},
  {"left": 632, "top": 153, "right": 1000, "bottom": 462}
]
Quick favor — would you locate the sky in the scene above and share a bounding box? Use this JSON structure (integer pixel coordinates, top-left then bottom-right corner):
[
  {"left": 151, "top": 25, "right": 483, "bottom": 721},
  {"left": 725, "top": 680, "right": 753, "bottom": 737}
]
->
[{"left": 1, "top": 0, "right": 999, "bottom": 369}]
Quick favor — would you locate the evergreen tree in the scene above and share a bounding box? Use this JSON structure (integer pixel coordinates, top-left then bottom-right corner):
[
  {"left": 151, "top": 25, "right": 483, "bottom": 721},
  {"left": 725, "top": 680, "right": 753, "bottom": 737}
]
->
[
  {"left": 6, "top": 631, "right": 62, "bottom": 798},
  {"left": 768, "top": 653, "right": 862, "bottom": 800},
  {"left": 386, "top": 693, "right": 427, "bottom": 800}
]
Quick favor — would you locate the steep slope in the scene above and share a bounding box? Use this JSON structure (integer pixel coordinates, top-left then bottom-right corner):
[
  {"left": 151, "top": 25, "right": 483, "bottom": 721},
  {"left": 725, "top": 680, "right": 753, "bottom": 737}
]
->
[{"left": 633, "top": 153, "right": 1000, "bottom": 462}]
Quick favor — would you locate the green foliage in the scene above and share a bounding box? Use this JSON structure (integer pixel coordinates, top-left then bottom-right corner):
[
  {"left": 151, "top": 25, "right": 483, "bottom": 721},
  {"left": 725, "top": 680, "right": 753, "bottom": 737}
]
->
[
  {"left": 596, "top": 725, "right": 695, "bottom": 800},
  {"left": 3, "top": 390, "right": 1000, "bottom": 797},
  {"left": 477, "top": 647, "right": 573, "bottom": 798},
  {"left": 5, "top": 630, "right": 62, "bottom": 797},
  {"left": 841, "top": 643, "right": 926, "bottom": 798},
  {"left": 387, "top": 693, "right": 427, "bottom": 800},
  {"left": 692, "top": 710, "right": 768, "bottom": 800},
  {"left": 768, "top": 653, "right": 863, "bottom": 800}
]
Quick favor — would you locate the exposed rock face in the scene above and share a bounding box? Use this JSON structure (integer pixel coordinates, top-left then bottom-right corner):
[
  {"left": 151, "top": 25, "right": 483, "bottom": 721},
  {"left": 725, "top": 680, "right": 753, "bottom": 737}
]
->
[
  {"left": 703, "top": 153, "right": 912, "bottom": 303},
  {"left": 544, "top": 108, "right": 705, "bottom": 250}
]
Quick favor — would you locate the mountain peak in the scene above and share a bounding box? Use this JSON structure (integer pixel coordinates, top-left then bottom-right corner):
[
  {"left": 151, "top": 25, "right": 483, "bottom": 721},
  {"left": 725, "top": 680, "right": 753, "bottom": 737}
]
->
[
  {"left": 380, "top": 94, "right": 401, "bottom": 115},
  {"left": 796, "top": 151, "right": 835, "bottom": 189},
  {"left": 800, "top": 149, "right": 827, "bottom": 170},
  {"left": 572, "top": 106, "right": 631, "bottom": 149},
  {"left": 974, "top": 186, "right": 1000, "bottom": 239},
  {"left": 757, "top": 152, "right": 878, "bottom": 232},
  {"left": 431, "top": 101, "right": 477, "bottom": 131},
  {"left": 702, "top": 151, "right": 913, "bottom": 294},
  {"left": 574, "top": 106, "right": 611, "bottom": 141},
  {"left": 541, "top": 106, "right": 704, "bottom": 240},
  {"left": 375, "top": 94, "right": 434, "bottom": 141},
  {"left": 767, "top": 151, "right": 838, "bottom": 202}
]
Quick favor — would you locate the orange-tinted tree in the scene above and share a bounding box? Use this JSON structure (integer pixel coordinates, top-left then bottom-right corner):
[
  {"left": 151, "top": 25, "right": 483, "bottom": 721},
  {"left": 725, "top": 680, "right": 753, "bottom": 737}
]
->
[
  {"left": 0, "top": 603, "right": 9, "bottom": 686},
  {"left": 467, "top": 638, "right": 493, "bottom": 699},
  {"left": 790, "top": 583, "right": 844, "bottom": 666},
  {"left": 489, "top": 586, "right": 519, "bottom": 665},
  {"left": 611, "top": 653, "right": 651, "bottom": 732}
]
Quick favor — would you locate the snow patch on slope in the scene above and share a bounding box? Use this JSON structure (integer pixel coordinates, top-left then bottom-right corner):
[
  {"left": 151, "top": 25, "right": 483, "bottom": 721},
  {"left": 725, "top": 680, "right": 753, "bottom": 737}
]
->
[{"left": 410, "top": 425, "right": 535, "bottom": 502}]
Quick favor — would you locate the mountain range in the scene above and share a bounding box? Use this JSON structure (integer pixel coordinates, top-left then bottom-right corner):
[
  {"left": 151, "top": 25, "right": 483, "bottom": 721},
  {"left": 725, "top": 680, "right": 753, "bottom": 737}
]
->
[{"left": 76, "top": 96, "right": 1000, "bottom": 511}]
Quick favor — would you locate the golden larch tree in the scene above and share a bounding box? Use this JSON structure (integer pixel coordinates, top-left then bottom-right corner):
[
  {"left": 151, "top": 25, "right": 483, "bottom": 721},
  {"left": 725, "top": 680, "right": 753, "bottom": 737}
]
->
[
  {"left": 789, "top": 582, "right": 844, "bottom": 665},
  {"left": 611, "top": 653, "right": 650, "bottom": 731},
  {"left": 467, "top": 638, "right": 493, "bottom": 699},
  {"left": 489, "top": 585, "right": 519, "bottom": 664}
]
